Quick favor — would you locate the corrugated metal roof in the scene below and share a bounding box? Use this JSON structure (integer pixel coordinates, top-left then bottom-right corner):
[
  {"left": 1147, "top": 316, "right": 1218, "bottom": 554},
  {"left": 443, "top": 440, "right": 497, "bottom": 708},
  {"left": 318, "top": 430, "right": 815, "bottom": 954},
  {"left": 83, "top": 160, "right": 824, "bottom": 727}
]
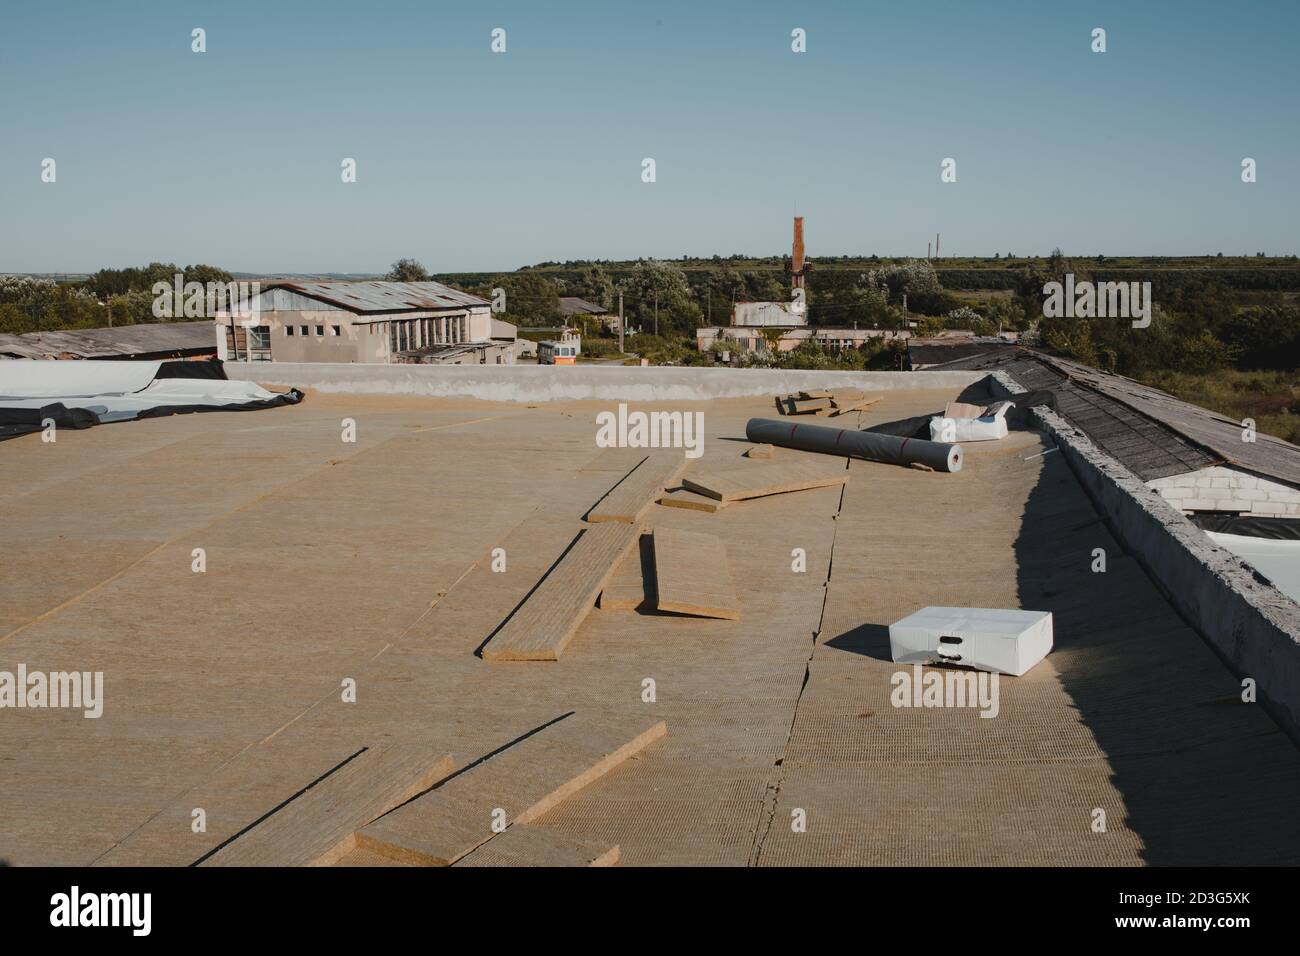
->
[
  {"left": 0, "top": 322, "right": 215, "bottom": 360},
  {"left": 267, "top": 280, "right": 488, "bottom": 313}
]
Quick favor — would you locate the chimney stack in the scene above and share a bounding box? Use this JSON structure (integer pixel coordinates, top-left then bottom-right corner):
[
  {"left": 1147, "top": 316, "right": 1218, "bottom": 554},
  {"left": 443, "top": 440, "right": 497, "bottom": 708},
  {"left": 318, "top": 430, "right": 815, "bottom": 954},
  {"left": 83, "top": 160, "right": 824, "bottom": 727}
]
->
[{"left": 792, "top": 216, "right": 806, "bottom": 288}]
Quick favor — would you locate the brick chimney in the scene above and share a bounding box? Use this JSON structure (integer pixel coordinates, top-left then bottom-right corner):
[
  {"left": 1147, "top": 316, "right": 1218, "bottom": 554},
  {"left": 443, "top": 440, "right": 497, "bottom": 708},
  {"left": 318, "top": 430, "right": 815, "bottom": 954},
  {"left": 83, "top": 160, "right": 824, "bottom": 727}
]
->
[{"left": 792, "top": 216, "right": 806, "bottom": 289}]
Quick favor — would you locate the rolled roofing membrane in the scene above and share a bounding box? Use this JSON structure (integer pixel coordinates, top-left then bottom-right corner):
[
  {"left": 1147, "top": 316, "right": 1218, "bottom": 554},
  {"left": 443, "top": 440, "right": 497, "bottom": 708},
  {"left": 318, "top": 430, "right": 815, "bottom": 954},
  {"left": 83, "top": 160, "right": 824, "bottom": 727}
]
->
[
  {"left": 746, "top": 417, "right": 963, "bottom": 472},
  {"left": 0, "top": 359, "right": 162, "bottom": 399},
  {"left": 1207, "top": 531, "right": 1300, "bottom": 606},
  {"left": 0, "top": 359, "right": 302, "bottom": 438}
]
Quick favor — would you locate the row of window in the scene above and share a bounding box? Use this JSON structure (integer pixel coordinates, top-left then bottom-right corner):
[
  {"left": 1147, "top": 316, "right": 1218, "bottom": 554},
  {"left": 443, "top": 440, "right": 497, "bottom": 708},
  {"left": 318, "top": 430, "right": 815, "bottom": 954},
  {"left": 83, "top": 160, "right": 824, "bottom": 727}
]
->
[
  {"left": 276, "top": 320, "right": 465, "bottom": 350},
  {"left": 389, "top": 317, "right": 466, "bottom": 353}
]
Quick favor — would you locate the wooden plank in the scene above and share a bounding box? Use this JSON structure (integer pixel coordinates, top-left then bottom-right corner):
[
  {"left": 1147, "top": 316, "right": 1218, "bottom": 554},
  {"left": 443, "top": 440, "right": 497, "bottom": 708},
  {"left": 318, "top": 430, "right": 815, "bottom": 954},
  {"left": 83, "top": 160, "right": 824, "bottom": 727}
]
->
[
  {"left": 598, "top": 533, "right": 655, "bottom": 610},
  {"left": 776, "top": 396, "right": 826, "bottom": 415},
  {"left": 797, "top": 389, "right": 833, "bottom": 400},
  {"left": 587, "top": 451, "right": 689, "bottom": 524},
  {"left": 481, "top": 522, "right": 643, "bottom": 660},
  {"left": 653, "top": 527, "right": 741, "bottom": 620},
  {"left": 354, "top": 713, "right": 665, "bottom": 866},
  {"left": 745, "top": 443, "right": 776, "bottom": 460},
  {"left": 790, "top": 398, "right": 831, "bottom": 414},
  {"left": 203, "top": 745, "right": 454, "bottom": 867},
  {"left": 657, "top": 488, "right": 729, "bottom": 513},
  {"left": 829, "top": 396, "right": 880, "bottom": 416},
  {"left": 453, "top": 824, "right": 619, "bottom": 867},
  {"left": 682, "top": 460, "right": 848, "bottom": 503}
]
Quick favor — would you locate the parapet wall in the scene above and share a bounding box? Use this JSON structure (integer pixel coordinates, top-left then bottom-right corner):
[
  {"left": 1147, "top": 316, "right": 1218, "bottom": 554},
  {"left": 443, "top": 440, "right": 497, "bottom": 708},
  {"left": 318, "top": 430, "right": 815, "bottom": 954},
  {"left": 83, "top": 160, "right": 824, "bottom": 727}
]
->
[
  {"left": 989, "top": 371, "right": 1300, "bottom": 744},
  {"left": 223, "top": 361, "right": 984, "bottom": 403}
]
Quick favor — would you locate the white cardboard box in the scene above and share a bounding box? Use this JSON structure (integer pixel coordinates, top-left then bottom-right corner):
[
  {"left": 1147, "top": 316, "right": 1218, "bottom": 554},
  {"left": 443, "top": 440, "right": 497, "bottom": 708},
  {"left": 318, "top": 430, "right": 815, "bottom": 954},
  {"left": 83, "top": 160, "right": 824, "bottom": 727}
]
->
[{"left": 889, "top": 606, "right": 1053, "bottom": 676}]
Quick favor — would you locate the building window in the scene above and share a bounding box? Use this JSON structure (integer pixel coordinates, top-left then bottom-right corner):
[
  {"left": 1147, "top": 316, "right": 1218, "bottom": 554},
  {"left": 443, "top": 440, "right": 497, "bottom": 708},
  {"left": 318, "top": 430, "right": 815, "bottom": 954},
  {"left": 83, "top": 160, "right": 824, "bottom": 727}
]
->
[
  {"left": 285, "top": 326, "right": 294, "bottom": 336},
  {"left": 299, "top": 325, "right": 308, "bottom": 336},
  {"left": 330, "top": 326, "right": 341, "bottom": 336},
  {"left": 247, "top": 325, "right": 272, "bottom": 362},
  {"left": 315, "top": 325, "right": 324, "bottom": 336}
]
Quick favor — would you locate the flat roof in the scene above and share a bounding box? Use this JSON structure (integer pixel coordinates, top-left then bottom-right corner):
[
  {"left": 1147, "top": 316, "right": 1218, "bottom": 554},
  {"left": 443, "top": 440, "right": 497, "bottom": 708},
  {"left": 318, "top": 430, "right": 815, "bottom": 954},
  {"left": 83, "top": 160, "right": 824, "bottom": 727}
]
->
[{"left": 2, "top": 384, "right": 1298, "bottom": 865}]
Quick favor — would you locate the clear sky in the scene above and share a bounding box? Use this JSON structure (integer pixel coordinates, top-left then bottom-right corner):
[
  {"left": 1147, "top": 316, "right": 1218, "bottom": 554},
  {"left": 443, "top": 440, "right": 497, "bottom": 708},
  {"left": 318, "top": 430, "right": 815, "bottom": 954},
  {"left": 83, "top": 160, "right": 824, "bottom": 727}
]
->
[{"left": 1, "top": 0, "right": 1296, "bottom": 273}]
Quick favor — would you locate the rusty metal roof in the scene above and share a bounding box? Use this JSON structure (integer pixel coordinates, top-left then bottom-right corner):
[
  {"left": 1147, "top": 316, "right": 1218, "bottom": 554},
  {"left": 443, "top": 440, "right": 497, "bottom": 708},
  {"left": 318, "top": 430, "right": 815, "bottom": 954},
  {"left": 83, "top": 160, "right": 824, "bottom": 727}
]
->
[
  {"left": 268, "top": 280, "right": 488, "bottom": 313},
  {"left": 0, "top": 321, "right": 215, "bottom": 360},
  {"left": 558, "top": 296, "right": 608, "bottom": 316}
]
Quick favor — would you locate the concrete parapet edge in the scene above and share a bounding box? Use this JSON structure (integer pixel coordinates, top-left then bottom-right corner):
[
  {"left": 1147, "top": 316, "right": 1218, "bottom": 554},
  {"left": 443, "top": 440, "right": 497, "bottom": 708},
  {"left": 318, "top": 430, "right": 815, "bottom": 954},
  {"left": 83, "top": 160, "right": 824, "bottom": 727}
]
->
[
  {"left": 989, "top": 371, "right": 1300, "bottom": 745},
  {"left": 223, "top": 362, "right": 984, "bottom": 402}
]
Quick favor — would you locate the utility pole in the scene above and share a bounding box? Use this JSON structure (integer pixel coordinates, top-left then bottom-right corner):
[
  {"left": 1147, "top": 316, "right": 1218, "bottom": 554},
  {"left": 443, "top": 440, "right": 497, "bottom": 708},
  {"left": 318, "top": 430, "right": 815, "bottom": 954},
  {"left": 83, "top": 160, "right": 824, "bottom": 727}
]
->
[{"left": 618, "top": 292, "right": 624, "bottom": 353}]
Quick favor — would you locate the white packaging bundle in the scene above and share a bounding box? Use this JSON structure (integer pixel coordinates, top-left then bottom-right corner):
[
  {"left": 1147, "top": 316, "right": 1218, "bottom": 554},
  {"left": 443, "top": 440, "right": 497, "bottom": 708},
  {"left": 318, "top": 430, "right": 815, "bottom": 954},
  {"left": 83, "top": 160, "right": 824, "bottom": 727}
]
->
[
  {"left": 929, "top": 401, "right": 1014, "bottom": 442},
  {"left": 889, "top": 606, "right": 1053, "bottom": 676}
]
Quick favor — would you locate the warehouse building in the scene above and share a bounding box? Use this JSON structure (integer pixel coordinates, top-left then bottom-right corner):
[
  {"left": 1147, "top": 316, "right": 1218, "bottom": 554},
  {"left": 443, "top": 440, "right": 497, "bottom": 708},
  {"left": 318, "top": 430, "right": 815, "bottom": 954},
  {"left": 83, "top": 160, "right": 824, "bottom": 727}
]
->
[{"left": 215, "top": 280, "right": 517, "bottom": 365}]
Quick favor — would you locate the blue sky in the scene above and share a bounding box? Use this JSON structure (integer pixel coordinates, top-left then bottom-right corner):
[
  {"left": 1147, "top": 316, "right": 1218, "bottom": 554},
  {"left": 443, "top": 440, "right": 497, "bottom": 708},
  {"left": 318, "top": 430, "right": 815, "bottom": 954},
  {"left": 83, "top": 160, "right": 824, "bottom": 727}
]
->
[{"left": 1, "top": 0, "right": 1296, "bottom": 273}]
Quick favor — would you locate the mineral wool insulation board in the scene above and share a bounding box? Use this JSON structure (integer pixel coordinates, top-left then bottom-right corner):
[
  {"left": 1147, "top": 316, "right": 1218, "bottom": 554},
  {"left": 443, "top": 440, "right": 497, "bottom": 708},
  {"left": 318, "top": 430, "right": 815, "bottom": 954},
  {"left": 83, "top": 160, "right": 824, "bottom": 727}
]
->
[
  {"left": 354, "top": 713, "right": 665, "bottom": 865},
  {"left": 481, "top": 522, "right": 642, "bottom": 661},
  {"left": 682, "top": 460, "right": 848, "bottom": 503},
  {"left": 588, "top": 451, "right": 689, "bottom": 524},
  {"left": 652, "top": 527, "right": 741, "bottom": 620}
]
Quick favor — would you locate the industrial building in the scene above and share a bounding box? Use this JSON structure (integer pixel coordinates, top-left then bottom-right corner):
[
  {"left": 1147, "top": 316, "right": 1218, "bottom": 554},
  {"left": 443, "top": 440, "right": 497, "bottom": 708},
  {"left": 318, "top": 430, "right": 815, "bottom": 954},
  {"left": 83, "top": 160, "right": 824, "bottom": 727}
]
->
[
  {"left": 215, "top": 280, "right": 518, "bottom": 365},
  {"left": 697, "top": 325, "right": 910, "bottom": 358},
  {"left": 725, "top": 218, "right": 812, "bottom": 330},
  {"left": 730, "top": 301, "right": 807, "bottom": 328},
  {"left": 700, "top": 218, "right": 906, "bottom": 356}
]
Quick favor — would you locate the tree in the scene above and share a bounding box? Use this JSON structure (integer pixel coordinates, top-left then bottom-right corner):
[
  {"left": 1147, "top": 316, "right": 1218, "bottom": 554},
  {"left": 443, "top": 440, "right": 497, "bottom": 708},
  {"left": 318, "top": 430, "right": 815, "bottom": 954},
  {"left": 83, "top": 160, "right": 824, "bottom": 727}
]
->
[
  {"left": 1212, "top": 305, "right": 1298, "bottom": 370},
  {"left": 618, "top": 260, "right": 700, "bottom": 334},
  {"left": 500, "top": 272, "right": 562, "bottom": 325},
  {"left": 863, "top": 259, "right": 941, "bottom": 301},
  {"left": 183, "top": 264, "right": 234, "bottom": 288},
  {"left": 386, "top": 258, "right": 428, "bottom": 282},
  {"left": 568, "top": 265, "right": 614, "bottom": 310},
  {"left": 107, "top": 289, "right": 155, "bottom": 326},
  {"left": 946, "top": 306, "right": 993, "bottom": 336}
]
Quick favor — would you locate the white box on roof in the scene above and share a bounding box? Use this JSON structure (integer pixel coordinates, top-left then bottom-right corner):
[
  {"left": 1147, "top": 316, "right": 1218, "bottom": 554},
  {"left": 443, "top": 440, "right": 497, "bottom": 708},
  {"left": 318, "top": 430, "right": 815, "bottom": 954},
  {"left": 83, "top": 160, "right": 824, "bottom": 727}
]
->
[{"left": 889, "top": 606, "right": 1053, "bottom": 676}]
